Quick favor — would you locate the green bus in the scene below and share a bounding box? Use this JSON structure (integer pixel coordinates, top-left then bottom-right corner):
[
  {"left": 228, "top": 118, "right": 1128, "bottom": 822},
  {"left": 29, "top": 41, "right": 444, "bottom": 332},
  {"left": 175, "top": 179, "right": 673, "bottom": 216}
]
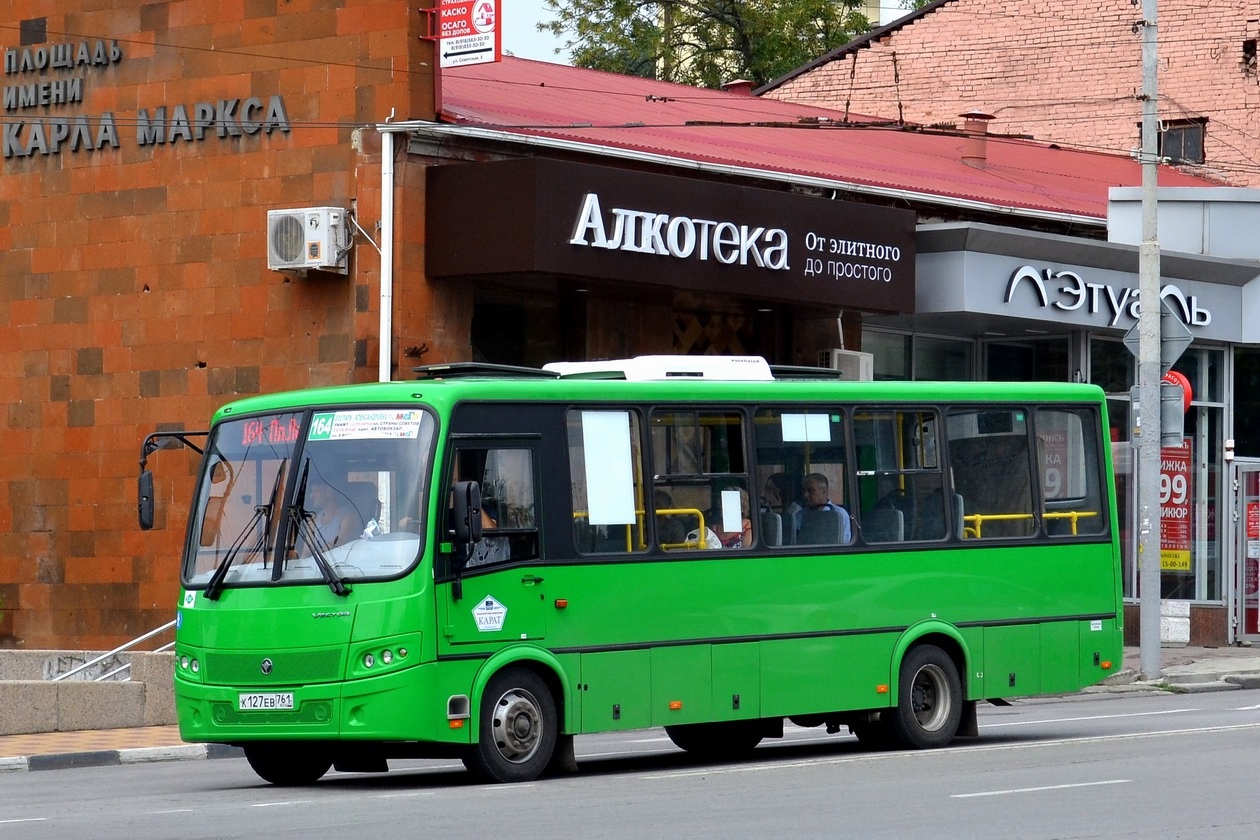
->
[{"left": 139, "top": 355, "right": 1123, "bottom": 785}]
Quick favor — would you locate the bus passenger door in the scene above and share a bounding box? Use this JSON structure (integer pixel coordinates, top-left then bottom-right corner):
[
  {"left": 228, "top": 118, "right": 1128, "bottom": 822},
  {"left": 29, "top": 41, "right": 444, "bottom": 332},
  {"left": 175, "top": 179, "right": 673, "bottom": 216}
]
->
[{"left": 438, "top": 443, "right": 547, "bottom": 646}]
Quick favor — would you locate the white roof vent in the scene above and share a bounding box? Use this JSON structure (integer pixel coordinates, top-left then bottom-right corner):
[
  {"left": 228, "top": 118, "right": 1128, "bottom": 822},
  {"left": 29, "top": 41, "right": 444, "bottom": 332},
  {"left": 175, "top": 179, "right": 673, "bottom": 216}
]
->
[
  {"left": 544, "top": 355, "right": 774, "bottom": 381},
  {"left": 267, "top": 207, "right": 350, "bottom": 274}
]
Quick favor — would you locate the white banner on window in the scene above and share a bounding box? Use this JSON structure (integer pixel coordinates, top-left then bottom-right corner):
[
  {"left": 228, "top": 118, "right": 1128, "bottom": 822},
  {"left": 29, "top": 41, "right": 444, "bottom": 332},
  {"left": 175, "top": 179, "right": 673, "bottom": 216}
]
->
[
  {"left": 721, "top": 488, "right": 742, "bottom": 533},
  {"left": 582, "top": 411, "right": 637, "bottom": 525},
  {"left": 781, "top": 413, "right": 831, "bottom": 442}
]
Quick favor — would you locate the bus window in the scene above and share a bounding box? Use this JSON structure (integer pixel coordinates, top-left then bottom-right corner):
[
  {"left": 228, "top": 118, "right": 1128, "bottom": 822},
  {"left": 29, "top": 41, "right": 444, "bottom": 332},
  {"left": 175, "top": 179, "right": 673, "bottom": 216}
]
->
[
  {"left": 853, "top": 409, "right": 946, "bottom": 542},
  {"left": 568, "top": 410, "right": 646, "bottom": 555},
  {"left": 650, "top": 413, "right": 745, "bottom": 554},
  {"left": 1036, "top": 408, "right": 1107, "bottom": 537},
  {"left": 947, "top": 409, "right": 1035, "bottom": 539},
  {"left": 449, "top": 447, "right": 539, "bottom": 567},
  {"left": 651, "top": 410, "right": 753, "bottom": 550},
  {"left": 753, "top": 408, "right": 850, "bottom": 547}
]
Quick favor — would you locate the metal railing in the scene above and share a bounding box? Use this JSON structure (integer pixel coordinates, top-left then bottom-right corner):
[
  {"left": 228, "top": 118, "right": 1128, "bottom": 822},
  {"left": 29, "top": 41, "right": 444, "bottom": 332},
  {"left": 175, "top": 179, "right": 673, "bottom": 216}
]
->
[{"left": 51, "top": 620, "right": 176, "bottom": 682}]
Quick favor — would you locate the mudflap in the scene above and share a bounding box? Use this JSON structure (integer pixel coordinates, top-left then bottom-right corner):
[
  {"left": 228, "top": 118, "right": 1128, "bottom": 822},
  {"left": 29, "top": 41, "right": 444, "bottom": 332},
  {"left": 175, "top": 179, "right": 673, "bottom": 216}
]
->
[{"left": 958, "top": 699, "right": 979, "bottom": 737}]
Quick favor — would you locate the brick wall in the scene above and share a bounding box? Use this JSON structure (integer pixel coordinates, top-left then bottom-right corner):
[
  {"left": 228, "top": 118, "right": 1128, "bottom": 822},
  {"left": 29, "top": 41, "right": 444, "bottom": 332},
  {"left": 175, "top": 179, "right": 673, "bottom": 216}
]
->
[
  {"left": 766, "top": 0, "right": 1260, "bottom": 186},
  {"left": 0, "top": 0, "right": 448, "bottom": 648}
]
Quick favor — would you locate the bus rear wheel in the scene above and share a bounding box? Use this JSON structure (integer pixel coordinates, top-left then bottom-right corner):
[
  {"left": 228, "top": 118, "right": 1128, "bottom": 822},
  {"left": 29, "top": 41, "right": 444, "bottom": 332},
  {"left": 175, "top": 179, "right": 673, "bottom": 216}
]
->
[
  {"left": 665, "top": 721, "right": 763, "bottom": 759},
  {"left": 890, "top": 645, "right": 963, "bottom": 749},
  {"left": 244, "top": 742, "right": 332, "bottom": 786},
  {"left": 463, "top": 667, "right": 558, "bottom": 783}
]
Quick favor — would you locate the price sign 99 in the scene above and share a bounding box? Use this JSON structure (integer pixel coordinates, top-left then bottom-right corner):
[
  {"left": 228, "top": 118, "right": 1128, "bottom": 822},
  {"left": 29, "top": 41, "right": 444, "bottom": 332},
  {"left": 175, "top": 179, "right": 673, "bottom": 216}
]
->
[{"left": 1160, "top": 471, "right": 1188, "bottom": 505}]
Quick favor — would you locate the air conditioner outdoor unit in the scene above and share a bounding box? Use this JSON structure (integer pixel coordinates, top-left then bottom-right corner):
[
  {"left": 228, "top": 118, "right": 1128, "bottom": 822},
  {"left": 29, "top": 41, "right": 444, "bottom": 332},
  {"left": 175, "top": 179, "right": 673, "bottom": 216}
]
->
[
  {"left": 267, "top": 206, "right": 349, "bottom": 274},
  {"left": 818, "top": 348, "right": 874, "bottom": 381}
]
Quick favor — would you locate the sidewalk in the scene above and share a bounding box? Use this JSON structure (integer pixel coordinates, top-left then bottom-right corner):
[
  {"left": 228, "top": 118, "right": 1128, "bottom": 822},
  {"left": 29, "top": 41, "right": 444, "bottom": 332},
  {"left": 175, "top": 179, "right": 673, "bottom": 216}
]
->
[
  {"left": 0, "top": 725, "right": 240, "bottom": 773},
  {"left": 4, "top": 646, "right": 1260, "bottom": 773}
]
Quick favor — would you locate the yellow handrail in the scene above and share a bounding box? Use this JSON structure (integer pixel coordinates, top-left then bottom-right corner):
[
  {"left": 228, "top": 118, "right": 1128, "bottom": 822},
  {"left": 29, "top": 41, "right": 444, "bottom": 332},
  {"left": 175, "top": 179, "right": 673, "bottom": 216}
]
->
[
  {"left": 962, "top": 510, "right": 1098, "bottom": 538},
  {"left": 573, "top": 507, "right": 706, "bottom": 551}
]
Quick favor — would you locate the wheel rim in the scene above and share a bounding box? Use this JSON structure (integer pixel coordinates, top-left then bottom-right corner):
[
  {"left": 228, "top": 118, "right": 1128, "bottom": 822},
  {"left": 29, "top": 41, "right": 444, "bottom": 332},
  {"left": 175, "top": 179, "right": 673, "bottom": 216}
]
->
[
  {"left": 490, "top": 687, "right": 544, "bottom": 765},
  {"left": 910, "top": 663, "right": 951, "bottom": 732}
]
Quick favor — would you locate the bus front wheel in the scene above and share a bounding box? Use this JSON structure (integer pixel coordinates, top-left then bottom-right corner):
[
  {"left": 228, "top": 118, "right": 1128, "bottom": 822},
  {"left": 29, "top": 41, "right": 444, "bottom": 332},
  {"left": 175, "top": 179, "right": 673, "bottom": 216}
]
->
[
  {"left": 244, "top": 742, "right": 332, "bottom": 786},
  {"left": 464, "top": 667, "right": 558, "bottom": 783},
  {"left": 890, "top": 645, "right": 963, "bottom": 749}
]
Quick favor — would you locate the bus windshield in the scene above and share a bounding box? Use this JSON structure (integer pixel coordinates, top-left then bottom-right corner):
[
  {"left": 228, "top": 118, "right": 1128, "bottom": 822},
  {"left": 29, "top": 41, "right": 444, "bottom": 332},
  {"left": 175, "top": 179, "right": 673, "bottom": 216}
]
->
[{"left": 183, "top": 408, "right": 434, "bottom": 590}]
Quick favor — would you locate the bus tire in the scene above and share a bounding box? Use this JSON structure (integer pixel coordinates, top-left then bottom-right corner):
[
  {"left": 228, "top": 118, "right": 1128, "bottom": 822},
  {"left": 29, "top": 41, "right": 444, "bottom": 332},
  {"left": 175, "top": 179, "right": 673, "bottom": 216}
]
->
[
  {"left": 244, "top": 742, "right": 332, "bottom": 786},
  {"left": 464, "top": 667, "right": 558, "bottom": 783},
  {"left": 890, "top": 645, "right": 963, "bottom": 749},
  {"left": 664, "top": 721, "right": 763, "bottom": 759}
]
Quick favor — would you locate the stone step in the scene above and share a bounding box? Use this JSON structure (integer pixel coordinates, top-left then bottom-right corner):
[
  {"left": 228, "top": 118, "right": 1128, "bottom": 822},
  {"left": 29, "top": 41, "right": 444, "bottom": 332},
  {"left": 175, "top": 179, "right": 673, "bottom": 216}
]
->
[{"left": 0, "top": 651, "right": 174, "bottom": 736}]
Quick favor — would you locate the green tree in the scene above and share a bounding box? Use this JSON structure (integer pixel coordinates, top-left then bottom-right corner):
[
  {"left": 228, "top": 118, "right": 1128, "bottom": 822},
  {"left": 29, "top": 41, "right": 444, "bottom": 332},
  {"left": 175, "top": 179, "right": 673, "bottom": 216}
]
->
[{"left": 539, "top": 1, "right": 871, "bottom": 89}]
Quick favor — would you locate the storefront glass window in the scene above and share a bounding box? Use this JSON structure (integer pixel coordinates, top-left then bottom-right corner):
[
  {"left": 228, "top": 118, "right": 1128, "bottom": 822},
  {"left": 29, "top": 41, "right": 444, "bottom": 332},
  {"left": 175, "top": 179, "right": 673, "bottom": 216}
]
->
[
  {"left": 863, "top": 331, "right": 972, "bottom": 381},
  {"left": 985, "top": 338, "right": 1069, "bottom": 381},
  {"left": 1089, "top": 339, "right": 1133, "bottom": 395},
  {"left": 865, "top": 331, "right": 910, "bottom": 380},
  {"left": 1096, "top": 339, "right": 1224, "bottom": 604},
  {"left": 914, "top": 336, "right": 972, "bottom": 380}
]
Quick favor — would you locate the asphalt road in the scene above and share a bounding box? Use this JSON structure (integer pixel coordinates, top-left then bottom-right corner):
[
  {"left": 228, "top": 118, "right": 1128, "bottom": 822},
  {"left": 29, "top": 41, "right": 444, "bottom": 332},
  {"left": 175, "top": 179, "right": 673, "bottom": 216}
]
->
[{"left": 4, "top": 689, "right": 1260, "bottom": 839}]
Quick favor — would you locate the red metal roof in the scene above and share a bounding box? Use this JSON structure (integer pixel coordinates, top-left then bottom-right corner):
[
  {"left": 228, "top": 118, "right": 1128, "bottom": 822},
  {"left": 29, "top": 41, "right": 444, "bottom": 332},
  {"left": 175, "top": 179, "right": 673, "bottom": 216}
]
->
[{"left": 439, "top": 57, "right": 1212, "bottom": 222}]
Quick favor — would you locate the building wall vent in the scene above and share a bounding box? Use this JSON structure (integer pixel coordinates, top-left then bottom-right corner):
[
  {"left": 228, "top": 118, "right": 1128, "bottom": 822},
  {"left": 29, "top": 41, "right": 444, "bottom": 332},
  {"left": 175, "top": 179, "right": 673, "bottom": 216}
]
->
[{"left": 267, "top": 207, "right": 350, "bottom": 274}]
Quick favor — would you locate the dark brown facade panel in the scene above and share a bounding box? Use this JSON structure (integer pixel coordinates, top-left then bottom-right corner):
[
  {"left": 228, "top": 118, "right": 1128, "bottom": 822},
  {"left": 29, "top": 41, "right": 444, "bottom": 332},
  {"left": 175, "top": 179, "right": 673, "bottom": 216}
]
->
[{"left": 427, "top": 157, "right": 916, "bottom": 314}]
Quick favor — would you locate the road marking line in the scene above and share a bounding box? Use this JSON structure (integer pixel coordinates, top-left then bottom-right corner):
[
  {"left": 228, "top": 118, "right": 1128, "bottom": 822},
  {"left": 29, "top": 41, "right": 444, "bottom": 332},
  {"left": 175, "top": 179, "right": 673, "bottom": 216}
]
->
[
  {"left": 982, "top": 708, "right": 1197, "bottom": 727},
  {"left": 952, "top": 779, "right": 1131, "bottom": 798},
  {"left": 643, "top": 722, "right": 1260, "bottom": 779},
  {"left": 251, "top": 800, "right": 313, "bottom": 808},
  {"left": 0, "top": 818, "right": 49, "bottom": 824}
]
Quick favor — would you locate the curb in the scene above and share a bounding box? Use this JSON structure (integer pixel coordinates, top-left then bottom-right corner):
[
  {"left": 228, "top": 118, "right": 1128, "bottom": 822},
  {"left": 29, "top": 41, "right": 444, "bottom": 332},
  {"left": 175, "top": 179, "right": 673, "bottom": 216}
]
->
[{"left": 0, "top": 743, "right": 243, "bottom": 773}]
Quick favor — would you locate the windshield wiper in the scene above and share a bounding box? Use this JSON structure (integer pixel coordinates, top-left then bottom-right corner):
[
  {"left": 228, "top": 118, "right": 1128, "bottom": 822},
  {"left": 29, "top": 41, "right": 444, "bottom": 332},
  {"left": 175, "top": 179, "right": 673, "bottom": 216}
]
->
[
  {"left": 286, "top": 460, "right": 351, "bottom": 597},
  {"left": 204, "top": 465, "right": 285, "bottom": 601}
]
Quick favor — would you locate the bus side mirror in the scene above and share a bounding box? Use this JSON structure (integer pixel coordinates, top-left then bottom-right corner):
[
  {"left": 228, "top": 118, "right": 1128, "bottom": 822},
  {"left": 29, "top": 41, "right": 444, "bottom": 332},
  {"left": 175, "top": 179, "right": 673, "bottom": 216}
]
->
[
  {"left": 138, "top": 470, "right": 155, "bottom": 531},
  {"left": 452, "top": 480, "right": 483, "bottom": 545}
]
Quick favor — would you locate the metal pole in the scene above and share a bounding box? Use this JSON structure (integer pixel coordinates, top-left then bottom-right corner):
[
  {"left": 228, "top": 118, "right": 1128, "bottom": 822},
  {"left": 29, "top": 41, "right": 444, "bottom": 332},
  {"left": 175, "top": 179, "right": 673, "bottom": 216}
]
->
[
  {"left": 379, "top": 126, "right": 395, "bottom": 383},
  {"left": 1137, "top": 0, "right": 1162, "bottom": 680}
]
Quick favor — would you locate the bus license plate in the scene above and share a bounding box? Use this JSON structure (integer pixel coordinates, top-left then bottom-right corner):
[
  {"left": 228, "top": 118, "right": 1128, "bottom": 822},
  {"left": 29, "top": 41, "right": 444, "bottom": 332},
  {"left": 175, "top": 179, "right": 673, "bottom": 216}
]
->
[{"left": 238, "top": 692, "right": 294, "bottom": 711}]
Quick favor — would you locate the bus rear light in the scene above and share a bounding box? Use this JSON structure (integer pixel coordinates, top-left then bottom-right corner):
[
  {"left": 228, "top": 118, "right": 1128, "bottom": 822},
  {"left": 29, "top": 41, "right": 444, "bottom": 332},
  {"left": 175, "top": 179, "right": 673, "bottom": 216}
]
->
[
  {"left": 1101, "top": 660, "right": 1113, "bottom": 670},
  {"left": 668, "top": 700, "right": 683, "bottom": 710},
  {"left": 876, "top": 684, "right": 889, "bottom": 694}
]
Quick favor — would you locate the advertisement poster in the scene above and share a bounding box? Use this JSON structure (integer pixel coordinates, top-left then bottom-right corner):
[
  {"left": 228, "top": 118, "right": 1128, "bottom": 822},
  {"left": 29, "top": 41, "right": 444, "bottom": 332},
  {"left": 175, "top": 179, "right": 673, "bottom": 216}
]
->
[
  {"left": 1159, "top": 441, "right": 1192, "bottom": 571},
  {"left": 1246, "top": 501, "right": 1259, "bottom": 635}
]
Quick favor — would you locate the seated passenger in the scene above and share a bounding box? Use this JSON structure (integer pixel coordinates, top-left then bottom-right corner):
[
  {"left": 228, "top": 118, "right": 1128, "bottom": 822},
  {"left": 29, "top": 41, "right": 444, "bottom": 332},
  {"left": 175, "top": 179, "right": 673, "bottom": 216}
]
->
[
  {"left": 795, "top": 473, "right": 852, "bottom": 544},
  {"left": 655, "top": 489, "right": 690, "bottom": 547},
  {"left": 762, "top": 472, "right": 800, "bottom": 545}
]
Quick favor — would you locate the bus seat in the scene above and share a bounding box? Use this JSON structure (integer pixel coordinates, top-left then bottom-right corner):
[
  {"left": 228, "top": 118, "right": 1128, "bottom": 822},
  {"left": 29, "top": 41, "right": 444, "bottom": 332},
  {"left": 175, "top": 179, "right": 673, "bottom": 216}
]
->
[
  {"left": 760, "top": 510, "right": 782, "bottom": 547},
  {"left": 863, "top": 508, "right": 903, "bottom": 543},
  {"left": 345, "top": 481, "right": 382, "bottom": 530},
  {"left": 798, "top": 507, "right": 843, "bottom": 545}
]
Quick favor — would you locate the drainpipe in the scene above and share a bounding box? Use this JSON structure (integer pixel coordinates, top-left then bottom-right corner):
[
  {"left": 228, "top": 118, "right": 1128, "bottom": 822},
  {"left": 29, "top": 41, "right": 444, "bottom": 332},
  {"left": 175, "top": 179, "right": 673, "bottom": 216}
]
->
[
  {"left": 960, "top": 110, "right": 995, "bottom": 168},
  {"left": 378, "top": 122, "right": 399, "bottom": 383}
]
